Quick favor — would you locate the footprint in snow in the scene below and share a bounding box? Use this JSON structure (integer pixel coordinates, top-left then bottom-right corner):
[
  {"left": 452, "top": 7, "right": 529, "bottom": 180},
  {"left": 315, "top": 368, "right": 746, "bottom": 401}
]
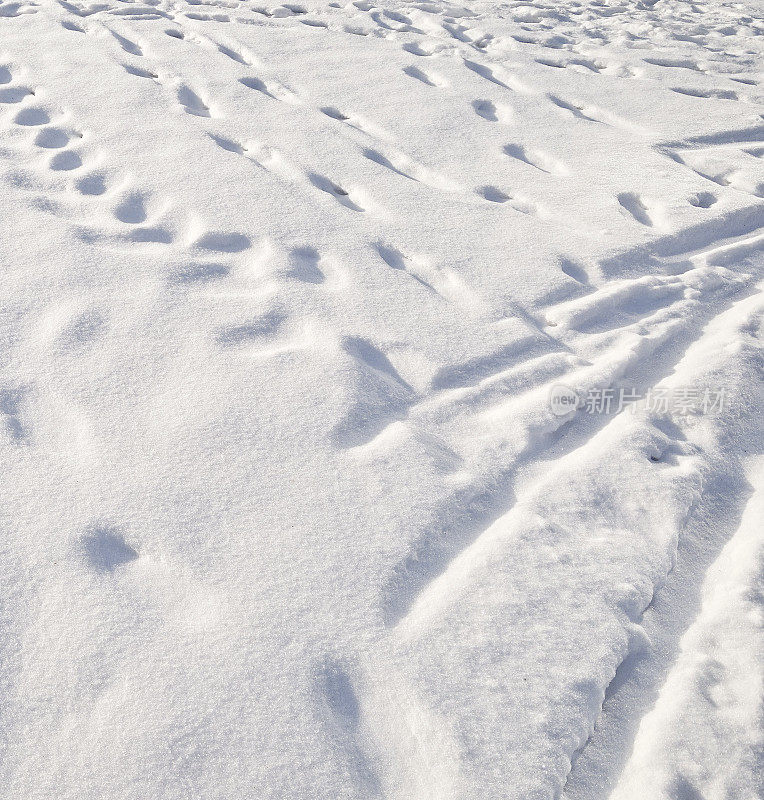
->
[
  {"left": 559, "top": 258, "right": 590, "bottom": 285},
  {"left": 689, "top": 191, "right": 717, "bottom": 208},
  {"left": 288, "top": 246, "right": 325, "bottom": 284},
  {"left": 671, "top": 86, "right": 739, "bottom": 100},
  {"left": 169, "top": 262, "right": 231, "bottom": 285},
  {"left": 123, "top": 64, "right": 158, "bottom": 80},
  {"left": 403, "top": 65, "right": 447, "bottom": 88},
  {"left": 177, "top": 85, "right": 211, "bottom": 117},
  {"left": 402, "top": 42, "right": 438, "bottom": 57},
  {"left": 76, "top": 171, "right": 108, "bottom": 196},
  {"left": 503, "top": 143, "right": 569, "bottom": 176},
  {"left": 480, "top": 185, "right": 511, "bottom": 203},
  {"left": 125, "top": 226, "right": 174, "bottom": 244},
  {"left": 309, "top": 173, "right": 365, "bottom": 212},
  {"left": 0, "top": 86, "right": 33, "bottom": 103},
  {"left": 472, "top": 99, "right": 513, "bottom": 123},
  {"left": 81, "top": 524, "right": 138, "bottom": 572},
  {"left": 35, "top": 127, "right": 71, "bottom": 148},
  {"left": 478, "top": 185, "right": 544, "bottom": 216},
  {"left": 216, "top": 311, "right": 286, "bottom": 347},
  {"left": 108, "top": 29, "right": 142, "bottom": 56},
  {"left": 114, "top": 192, "right": 148, "bottom": 224},
  {"left": 57, "top": 309, "right": 107, "bottom": 350},
  {"left": 319, "top": 660, "right": 360, "bottom": 730},
  {"left": 210, "top": 134, "right": 246, "bottom": 155},
  {"left": 320, "top": 106, "right": 349, "bottom": 121},
  {"left": 217, "top": 44, "right": 251, "bottom": 66},
  {"left": 463, "top": 59, "right": 509, "bottom": 89},
  {"left": 49, "top": 150, "right": 82, "bottom": 171},
  {"left": 1, "top": 387, "right": 30, "bottom": 443},
  {"left": 14, "top": 107, "right": 50, "bottom": 126},
  {"left": 617, "top": 192, "right": 653, "bottom": 227},
  {"left": 193, "top": 232, "right": 251, "bottom": 253},
  {"left": 239, "top": 76, "right": 275, "bottom": 99}
]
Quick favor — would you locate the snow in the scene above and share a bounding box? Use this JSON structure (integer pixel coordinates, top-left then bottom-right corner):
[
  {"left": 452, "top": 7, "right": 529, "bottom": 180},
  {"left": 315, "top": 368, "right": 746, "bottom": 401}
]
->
[{"left": 0, "top": 0, "right": 762, "bottom": 798}]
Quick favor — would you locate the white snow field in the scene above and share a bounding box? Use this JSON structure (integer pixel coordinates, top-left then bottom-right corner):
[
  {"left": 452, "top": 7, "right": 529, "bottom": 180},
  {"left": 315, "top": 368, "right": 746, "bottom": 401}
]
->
[{"left": 1, "top": 0, "right": 763, "bottom": 797}]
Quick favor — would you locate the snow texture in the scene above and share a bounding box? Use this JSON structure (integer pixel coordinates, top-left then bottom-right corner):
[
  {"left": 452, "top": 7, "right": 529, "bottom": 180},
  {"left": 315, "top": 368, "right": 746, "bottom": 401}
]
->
[{"left": 0, "top": 0, "right": 762, "bottom": 798}]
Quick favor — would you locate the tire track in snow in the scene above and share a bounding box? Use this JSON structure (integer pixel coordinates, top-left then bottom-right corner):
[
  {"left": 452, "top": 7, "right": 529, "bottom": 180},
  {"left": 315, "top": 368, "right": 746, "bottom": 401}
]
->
[
  {"left": 372, "top": 281, "right": 761, "bottom": 800},
  {"left": 381, "top": 220, "right": 758, "bottom": 630},
  {"left": 562, "top": 286, "right": 764, "bottom": 800}
]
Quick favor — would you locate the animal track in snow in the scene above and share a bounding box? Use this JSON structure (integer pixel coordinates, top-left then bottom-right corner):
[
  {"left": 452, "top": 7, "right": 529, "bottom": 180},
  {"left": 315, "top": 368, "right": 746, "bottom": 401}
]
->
[
  {"left": 463, "top": 59, "right": 532, "bottom": 93},
  {"left": 239, "top": 75, "right": 276, "bottom": 99},
  {"left": 319, "top": 106, "right": 350, "bottom": 122},
  {"left": 536, "top": 56, "right": 602, "bottom": 73},
  {"left": 113, "top": 191, "right": 148, "bottom": 223},
  {"left": 0, "top": 387, "right": 30, "bottom": 443},
  {"left": 320, "top": 659, "right": 360, "bottom": 730},
  {"left": 478, "top": 185, "right": 549, "bottom": 217},
  {"left": 363, "top": 146, "right": 457, "bottom": 190},
  {"left": 107, "top": 28, "right": 143, "bottom": 56},
  {"left": 463, "top": 59, "right": 509, "bottom": 88},
  {"left": 319, "top": 106, "right": 391, "bottom": 140},
  {"left": 371, "top": 242, "right": 472, "bottom": 303},
  {"left": 0, "top": 86, "right": 33, "bottom": 103},
  {"left": 480, "top": 185, "right": 511, "bottom": 203},
  {"left": 192, "top": 231, "right": 252, "bottom": 253},
  {"left": 34, "top": 127, "right": 72, "bottom": 148},
  {"left": 472, "top": 99, "right": 513, "bottom": 123},
  {"left": 617, "top": 192, "right": 662, "bottom": 228},
  {"left": 210, "top": 133, "right": 246, "bottom": 155},
  {"left": 402, "top": 41, "right": 441, "bottom": 57},
  {"left": 176, "top": 84, "right": 211, "bottom": 117},
  {"left": 503, "top": 144, "right": 570, "bottom": 176},
  {"left": 239, "top": 75, "right": 299, "bottom": 104},
  {"left": 559, "top": 257, "right": 590, "bottom": 284},
  {"left": 217, "top": 42, "right": 252, "bottom": 66},
  {"left": 216, "top": 311, "right": 286, "bottom": 347},
  {"left": 372, "top": 8, "right": 419, "bottom": 32},
  {"left": 547, "top": 94, "right": 602, "bottom": 123},
  {"left": 287, "top": 246, "right": 325, "bottom": 284},
  {"left": 81, "top": 524, "right": 138, "bottom": 572},
  {"left": 76, "top": 171, "right": 107, "bottom": 195},
  {"left": 403, "top": 65, "right": 448, "bottom": 88},
  {"left": 617, "top": 192, "right": 652, "bottom": 226},
  {"left": 643, "top": 56, "right": 703, "bottom": 72},
  {"left": 123, "top": 64, "right": 159, "bottom": 80},
  {"left": 49, "top": 150, "right": 82, "bottom": 171},
  {"left": 14, "top": 106, "right": 50, "bottom": 126},
  {"left": 671, "top": 86, "right": 739, "bottom": 101},
  {"left": 546, "top": 94, "right": 648, "bottom": 133},
  {"left": 244, "top": 140, "right": 302, "bottom": 180},
  {"left": 169, "top": 262, "right": 231, "bottom": 285},
  {"left": 309, "top": 173, "right": 365, "bottom": 212},
  {"left": 689, "top": 191, "right": 717, "bottom": 208},
  {"left": 375, "top": 242, "right": 438, "bottom": 294}
]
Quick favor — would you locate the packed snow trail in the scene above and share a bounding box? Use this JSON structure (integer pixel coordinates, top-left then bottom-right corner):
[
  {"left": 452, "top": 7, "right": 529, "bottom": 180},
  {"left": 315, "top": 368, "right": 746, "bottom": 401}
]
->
[{"left": 0, "top": 0, "right": 762, "bottom": 798}]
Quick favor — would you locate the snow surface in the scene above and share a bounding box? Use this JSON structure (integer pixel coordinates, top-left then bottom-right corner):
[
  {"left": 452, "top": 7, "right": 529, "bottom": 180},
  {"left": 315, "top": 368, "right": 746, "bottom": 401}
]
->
[{"left": 0, "top": 0, "right": 762, "bottom": 797}]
